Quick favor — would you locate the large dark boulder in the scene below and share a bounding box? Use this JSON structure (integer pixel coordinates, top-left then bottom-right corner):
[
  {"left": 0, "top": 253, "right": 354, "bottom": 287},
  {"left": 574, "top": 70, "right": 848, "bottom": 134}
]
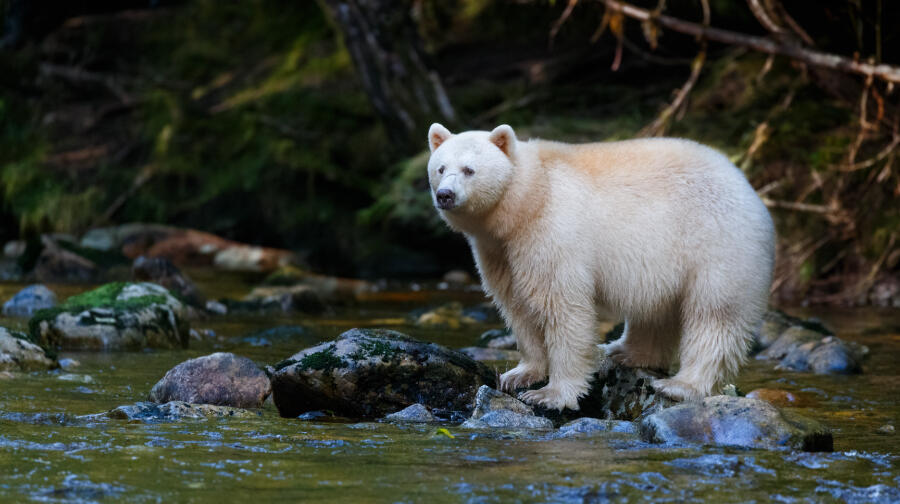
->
[
  {"left": 639, "top": 395, "right": 833, "bottom": 451},
  {"left": 149, "top": 352, "right": 271, "bottom": 408},
  {"left": 269, "top": 328, "right": 496, "bottom": 418}
]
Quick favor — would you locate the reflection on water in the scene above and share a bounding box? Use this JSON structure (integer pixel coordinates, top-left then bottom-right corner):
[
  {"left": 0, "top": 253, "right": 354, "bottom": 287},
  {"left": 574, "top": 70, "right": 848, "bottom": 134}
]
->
[{"left": 1, "top": 277, "right": 899, "bottom": 502}]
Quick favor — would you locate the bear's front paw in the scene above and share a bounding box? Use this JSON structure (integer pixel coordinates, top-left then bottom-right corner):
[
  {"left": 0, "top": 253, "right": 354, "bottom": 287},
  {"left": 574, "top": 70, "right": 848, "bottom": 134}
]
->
[
  {"left": 652, "top": 378, "right": 704, "bottom": 402},
  {"left": 518, "top": 381, "right": 586, "bottom": 411},
  {"left": 499, "top": 363, "right": 545, "bottom": 393}
]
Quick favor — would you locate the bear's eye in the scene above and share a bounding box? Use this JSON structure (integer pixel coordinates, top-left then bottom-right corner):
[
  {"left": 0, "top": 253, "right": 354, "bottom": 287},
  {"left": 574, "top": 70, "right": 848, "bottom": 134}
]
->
[
  {"left": 438, "top": 165, "right": 445, "bottom": 175},
  {"left": 462, "top": 166, "right": 475, "bottom": 176}
]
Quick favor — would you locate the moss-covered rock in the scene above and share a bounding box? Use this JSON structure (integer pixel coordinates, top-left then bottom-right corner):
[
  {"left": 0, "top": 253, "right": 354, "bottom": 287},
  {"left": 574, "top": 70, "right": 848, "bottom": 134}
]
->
[
  {"left": 0, "top": 327, "right": 58, "bottom": 371},
  {"left": 29, "top": 282, "right": 190, "bottom": 350},
  {"left": 269, "top": 328, "right": 496, "bottom": 419}
]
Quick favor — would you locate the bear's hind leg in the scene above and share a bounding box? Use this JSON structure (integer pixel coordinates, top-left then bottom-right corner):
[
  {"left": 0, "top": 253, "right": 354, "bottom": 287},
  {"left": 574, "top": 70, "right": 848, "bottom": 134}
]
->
[
  {"left": 653, "top": 303, "right": 752, "bottom": 401},
  {"left": 602, "top": 311, "right": 679, "bottom": 372}
]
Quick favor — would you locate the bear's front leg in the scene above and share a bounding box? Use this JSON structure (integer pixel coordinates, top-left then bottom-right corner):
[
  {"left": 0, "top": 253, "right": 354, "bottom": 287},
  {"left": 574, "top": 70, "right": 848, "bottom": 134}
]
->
[
  {"left": 518, "top": 296, "right": 600, "bottom": 411},
  {"left": 499, "top": 316, "right": 548, "bottom": 392}
]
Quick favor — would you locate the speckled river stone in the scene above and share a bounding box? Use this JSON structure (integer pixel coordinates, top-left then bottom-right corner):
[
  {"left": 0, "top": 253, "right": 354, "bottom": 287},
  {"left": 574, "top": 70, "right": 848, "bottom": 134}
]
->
[
  {"left": 269, "top": 328, "right": 496, "bottom": 418},
  {"left": 639, "top": 395, "right": 833, "bottom": 451},
  {"left": 149, "top": 352, "right": 271, "bottom": 408},
  {"left": 525, "top": 353, "right": 676, "bottom": 425},
  {"left": 0, "top": 327, "right": 57, "bottom": 371},
  {"left": 30, "top": 282, "right": 190, "bottom": 351}
]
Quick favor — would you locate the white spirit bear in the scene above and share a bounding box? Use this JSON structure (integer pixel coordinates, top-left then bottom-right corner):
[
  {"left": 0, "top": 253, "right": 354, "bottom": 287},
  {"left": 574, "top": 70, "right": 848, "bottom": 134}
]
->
[{"left": 426, "top": 123, "right": 775, "bottom": 410}]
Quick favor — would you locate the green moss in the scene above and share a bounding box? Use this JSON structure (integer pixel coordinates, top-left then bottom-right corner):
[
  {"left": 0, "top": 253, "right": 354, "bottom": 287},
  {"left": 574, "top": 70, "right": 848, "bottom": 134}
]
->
[
  {"left": 298, "top": 346, "right": 346, "bottom": 372},
  {"left": 351, "top": 339, "right": 401, "bottom": 360}
]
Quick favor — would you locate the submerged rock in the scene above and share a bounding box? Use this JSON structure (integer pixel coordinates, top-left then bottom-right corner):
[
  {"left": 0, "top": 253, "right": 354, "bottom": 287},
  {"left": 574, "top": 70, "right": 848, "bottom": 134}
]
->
[
  {"left": 149, "top": 352, "right": 271, "bottom": 408},
  {"left": 462, "top": 409, "right": 553, "bottom": 429},
  {"left": 414, "top": 302, "right": 478, "bottom": 329},
  {"left": 132, "top": 256, "right": 205, "bottom": 307},
  {"left": 746, "top": 388, "right": 816, "bottom": 408},
  {"left": 30, "top": 282, "right": 190, "bottom": 350},
  {"left": 384, "top": 403, "right": 436, "bottom": 423},
  {"left": 758, "top": 327, "right": 867, "bottom": 375},
  {"left": 639, "top": 395, "right": 833, "bottom": 451},
  {"left": 269, "top": 328, "right": 496, "bottom": 419},
  {"left": 556, "top": 417, "right": 638, "bottom": 437},
  {"left": 2, "top": 284, "right": 58, "bottom": 317},
  {"left": 459, "top": 346, "right": 520, "bottom": 362},
  {"left": 235, "top": 285, "right": 326, "bottom": 314},
  {"left": 0, "top": 327, "right": 57, "bottom": 371},
  {"left": 476, "top": 328, "right": 516, "bottom": 349},
  {"left": 85, "top": 401, "right": 259, "bottom": 422}
]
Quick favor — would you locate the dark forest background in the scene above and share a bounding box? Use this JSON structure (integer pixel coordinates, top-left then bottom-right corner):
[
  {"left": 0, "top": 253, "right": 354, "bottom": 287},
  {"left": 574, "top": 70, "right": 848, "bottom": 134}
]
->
[{"left": 1, "top": 0, "right": 898, "bottom": 306}]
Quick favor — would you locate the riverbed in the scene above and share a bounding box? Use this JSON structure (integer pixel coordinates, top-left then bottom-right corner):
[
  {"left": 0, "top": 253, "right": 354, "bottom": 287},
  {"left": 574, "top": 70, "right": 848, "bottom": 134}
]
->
[{"left": 1, "top": 276, "right": 899, "bottom": 503}]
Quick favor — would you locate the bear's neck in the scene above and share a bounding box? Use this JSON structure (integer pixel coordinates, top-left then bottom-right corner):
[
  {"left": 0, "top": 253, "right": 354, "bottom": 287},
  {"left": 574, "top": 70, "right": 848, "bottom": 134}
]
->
[{"left": 449, "top": 142, "right": 549, "bottom": 244}]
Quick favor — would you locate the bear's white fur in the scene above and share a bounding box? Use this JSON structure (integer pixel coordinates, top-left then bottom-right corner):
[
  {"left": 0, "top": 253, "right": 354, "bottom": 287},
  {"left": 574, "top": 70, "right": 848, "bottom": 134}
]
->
[{"left": 426, "top": 123, "right": 775, "bottom": 411}]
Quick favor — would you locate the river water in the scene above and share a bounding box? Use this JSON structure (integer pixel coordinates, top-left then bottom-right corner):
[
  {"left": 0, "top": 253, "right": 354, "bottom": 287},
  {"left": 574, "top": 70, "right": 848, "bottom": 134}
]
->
[{"left": 1, "top": 276, "right": 899, "bottom": 503}]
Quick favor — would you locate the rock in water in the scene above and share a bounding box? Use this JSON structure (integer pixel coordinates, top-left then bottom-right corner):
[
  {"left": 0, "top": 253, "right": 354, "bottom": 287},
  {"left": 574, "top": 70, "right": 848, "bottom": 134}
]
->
[
  {"left": 459, "top": 346, "right": 520, "bottom": 362},
  {"left": 85, "top": 401, "right": 259, "bottom": 423},
  {"left": 0, "top": 327, "right": 57, "bottom": 371},
  {"left": 524, "top": 352, "right": 676, "bottom": 424},
  {"left": 461, "top": 386, "right": 553, "bottom": 429},
  {"left": 132, "top": 256, "right": 206, "bottom": 307},
  {"left": 639, "top": 395, "right": 833, "bottom": 451},
  {"left": 269, "top": 328, "right": 496, "bottom": 418},
  {"left": 30, "top": 282, "right": 190, "bottom": 350},
  {"left": 149, "top": 352, "right": 271, "bottom": 408},
  {"left": 384, "top": 403, "right": 436, "bottom": 423},
  {"left": 2, "top": 284, "right": 58, "bottom": 317},
  {"left": 758, "top": 327, "right": 867, "bottom": 375}
]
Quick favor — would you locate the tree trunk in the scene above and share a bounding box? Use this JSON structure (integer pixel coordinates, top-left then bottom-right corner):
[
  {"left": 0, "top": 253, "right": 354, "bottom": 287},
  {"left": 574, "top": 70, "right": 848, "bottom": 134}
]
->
[{"left": 318, "top": 0, "right": 457, "bottom": 154}]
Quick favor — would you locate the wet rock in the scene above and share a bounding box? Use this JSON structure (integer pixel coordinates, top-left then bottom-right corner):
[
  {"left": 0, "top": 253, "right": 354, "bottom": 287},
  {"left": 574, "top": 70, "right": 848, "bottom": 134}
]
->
[
  {"left": 237, "top": 285, "right": 326, "bottom": 314},
  {"left": 58, "top": 358, "right": 80, "bottom": 370},
  {"left": 476, "top": 328, "right": 516, "bottom": 349},
  {"left": 0, "top": 259, "right": 22, "bottom": 281},
  {"left": 132, "top": 256, "right": 206, "bottom": 307},
  {"left": 462, "top": 303, "right": 502, "bottom": 324},
  {"left": 269, "top": 328, "right": 496, "bottom": 419},
  {"left": 443, "top": 270, "right": 473, "bottom": 285},
  {"left": 30, "top": 282, "right": 190, "bottom": 350},
  {"left": 33, "top": 240, "right": 100, "bottom": 283},
  {"left": 0, "top": 327, "right": 57, "bottom": 371},
  {"left": 746, "top": 388, "right": 816, "bottom": 407},
  {"left": 205, "top": 300, "right": 227, "bottom": 315},
  {"left": 234, "top": 325, "right": 314, "bottom": 347},
  {"left": 2, "top": 284, "right": 58, "bottom": 317},
  {"left": 754, "top": 309, "right": 834, "bottom": 353},
  {"left": 149, "top": 352, "right": 271, "bottom": 408},
  {"left": 557, "top": 417, "right": 638, "bottom": 437},
  {"left": 471, "top": 385, "right": 534, "bottom": 418},
  {"left": 459, "top": 347, "right": 520, "bottom": 361},
  {"left": 815, "top": 480, "right": 900, "bottom": 504},
  {"left": 876, "top": 424, "right": 895, "bottom": 435},
  {"left": 461, "top": 409, "right": 553, "bottom": 429},
  {"left": 384, "top": 403, "right": 436, "bottom": 423},
  {"left": 85, "top": 401, "right": 259, "bottom": 422},
  {"left": 414, "top": 302, "right": 478, "bottom": 329},
  {"left": 758, "top": 327, "right": 867, "bottom": 375},
  {"left": 525, "top": 352, "right": 676, "bottom": 425},
  {"left": 3, "top": 240, "right": 25, "bottom": 258},
  {"left": 639, "top": 395, "right": 833, "bottom": 451}
]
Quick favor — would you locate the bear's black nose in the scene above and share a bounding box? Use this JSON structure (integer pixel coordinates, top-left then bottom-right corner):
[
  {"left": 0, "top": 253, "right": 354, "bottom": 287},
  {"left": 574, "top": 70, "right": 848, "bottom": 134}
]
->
[{"left": 436, "top": 188, "right": 456, "bottom": 209}]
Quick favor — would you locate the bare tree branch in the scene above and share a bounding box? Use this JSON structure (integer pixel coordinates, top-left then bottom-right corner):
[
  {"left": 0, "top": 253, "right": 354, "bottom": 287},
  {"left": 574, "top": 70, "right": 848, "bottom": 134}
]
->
[{"left": 597, "top": 0, "right": 900, "bottom": 84}]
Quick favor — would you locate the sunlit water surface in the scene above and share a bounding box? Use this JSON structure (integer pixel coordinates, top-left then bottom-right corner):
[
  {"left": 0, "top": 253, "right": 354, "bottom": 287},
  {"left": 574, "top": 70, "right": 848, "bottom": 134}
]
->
[{"left": 1, "top": 276, "right": 899, "bottom": 503}]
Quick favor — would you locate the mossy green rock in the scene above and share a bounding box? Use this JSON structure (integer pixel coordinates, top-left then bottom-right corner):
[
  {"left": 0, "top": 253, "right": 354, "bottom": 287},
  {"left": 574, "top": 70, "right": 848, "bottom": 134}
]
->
[
  {"left": 0, "top": 327, "right": 58, "bottom": 371},
  {"left": 639, "top": 396, "right": 833, "bottom": 451},
  {"left": 270, "top": 328, "right": 496, "bottom": 418},
  {"left": 30, "top": 282, "right": 190, "bottom": 350}
]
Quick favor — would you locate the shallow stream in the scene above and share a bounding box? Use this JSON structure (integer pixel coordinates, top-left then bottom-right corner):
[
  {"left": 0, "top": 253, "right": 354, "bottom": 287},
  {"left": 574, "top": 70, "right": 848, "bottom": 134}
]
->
[{"left": 1, "top": 276, "right": 899, "bottom": 503}]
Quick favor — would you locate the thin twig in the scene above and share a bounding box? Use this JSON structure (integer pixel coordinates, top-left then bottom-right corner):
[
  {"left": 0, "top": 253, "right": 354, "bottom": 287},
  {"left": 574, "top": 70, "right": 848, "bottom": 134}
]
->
[{"left": 597, "top": 0, "right": 900, "bottom": 84}]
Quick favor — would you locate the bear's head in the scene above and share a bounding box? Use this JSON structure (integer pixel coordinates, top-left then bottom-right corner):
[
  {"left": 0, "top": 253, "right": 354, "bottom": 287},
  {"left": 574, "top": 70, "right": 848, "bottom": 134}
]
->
[{"left": 426, "top": 123, "right": 517, "bottom": 215}]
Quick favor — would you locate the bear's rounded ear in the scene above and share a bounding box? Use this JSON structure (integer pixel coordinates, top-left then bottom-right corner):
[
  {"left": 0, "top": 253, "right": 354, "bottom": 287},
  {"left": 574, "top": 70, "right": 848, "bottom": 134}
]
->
[
  {"left": 428, "top": 123, "right": 452, "bottom": 153},
  {"left": 489, "top": 124, "right": 517, "bottom": 158}
]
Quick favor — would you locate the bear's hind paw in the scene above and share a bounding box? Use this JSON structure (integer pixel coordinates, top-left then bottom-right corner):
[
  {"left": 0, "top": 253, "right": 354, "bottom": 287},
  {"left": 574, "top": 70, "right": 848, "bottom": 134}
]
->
[
  {"left": 652, "top": 378, "right": 705, "bottom": 402},
  {"left": 499, "top": 364, "right": 545, "bottom": 393},
  {"left": 518, "top": 383, "right": 584, "bottom": 411}
]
